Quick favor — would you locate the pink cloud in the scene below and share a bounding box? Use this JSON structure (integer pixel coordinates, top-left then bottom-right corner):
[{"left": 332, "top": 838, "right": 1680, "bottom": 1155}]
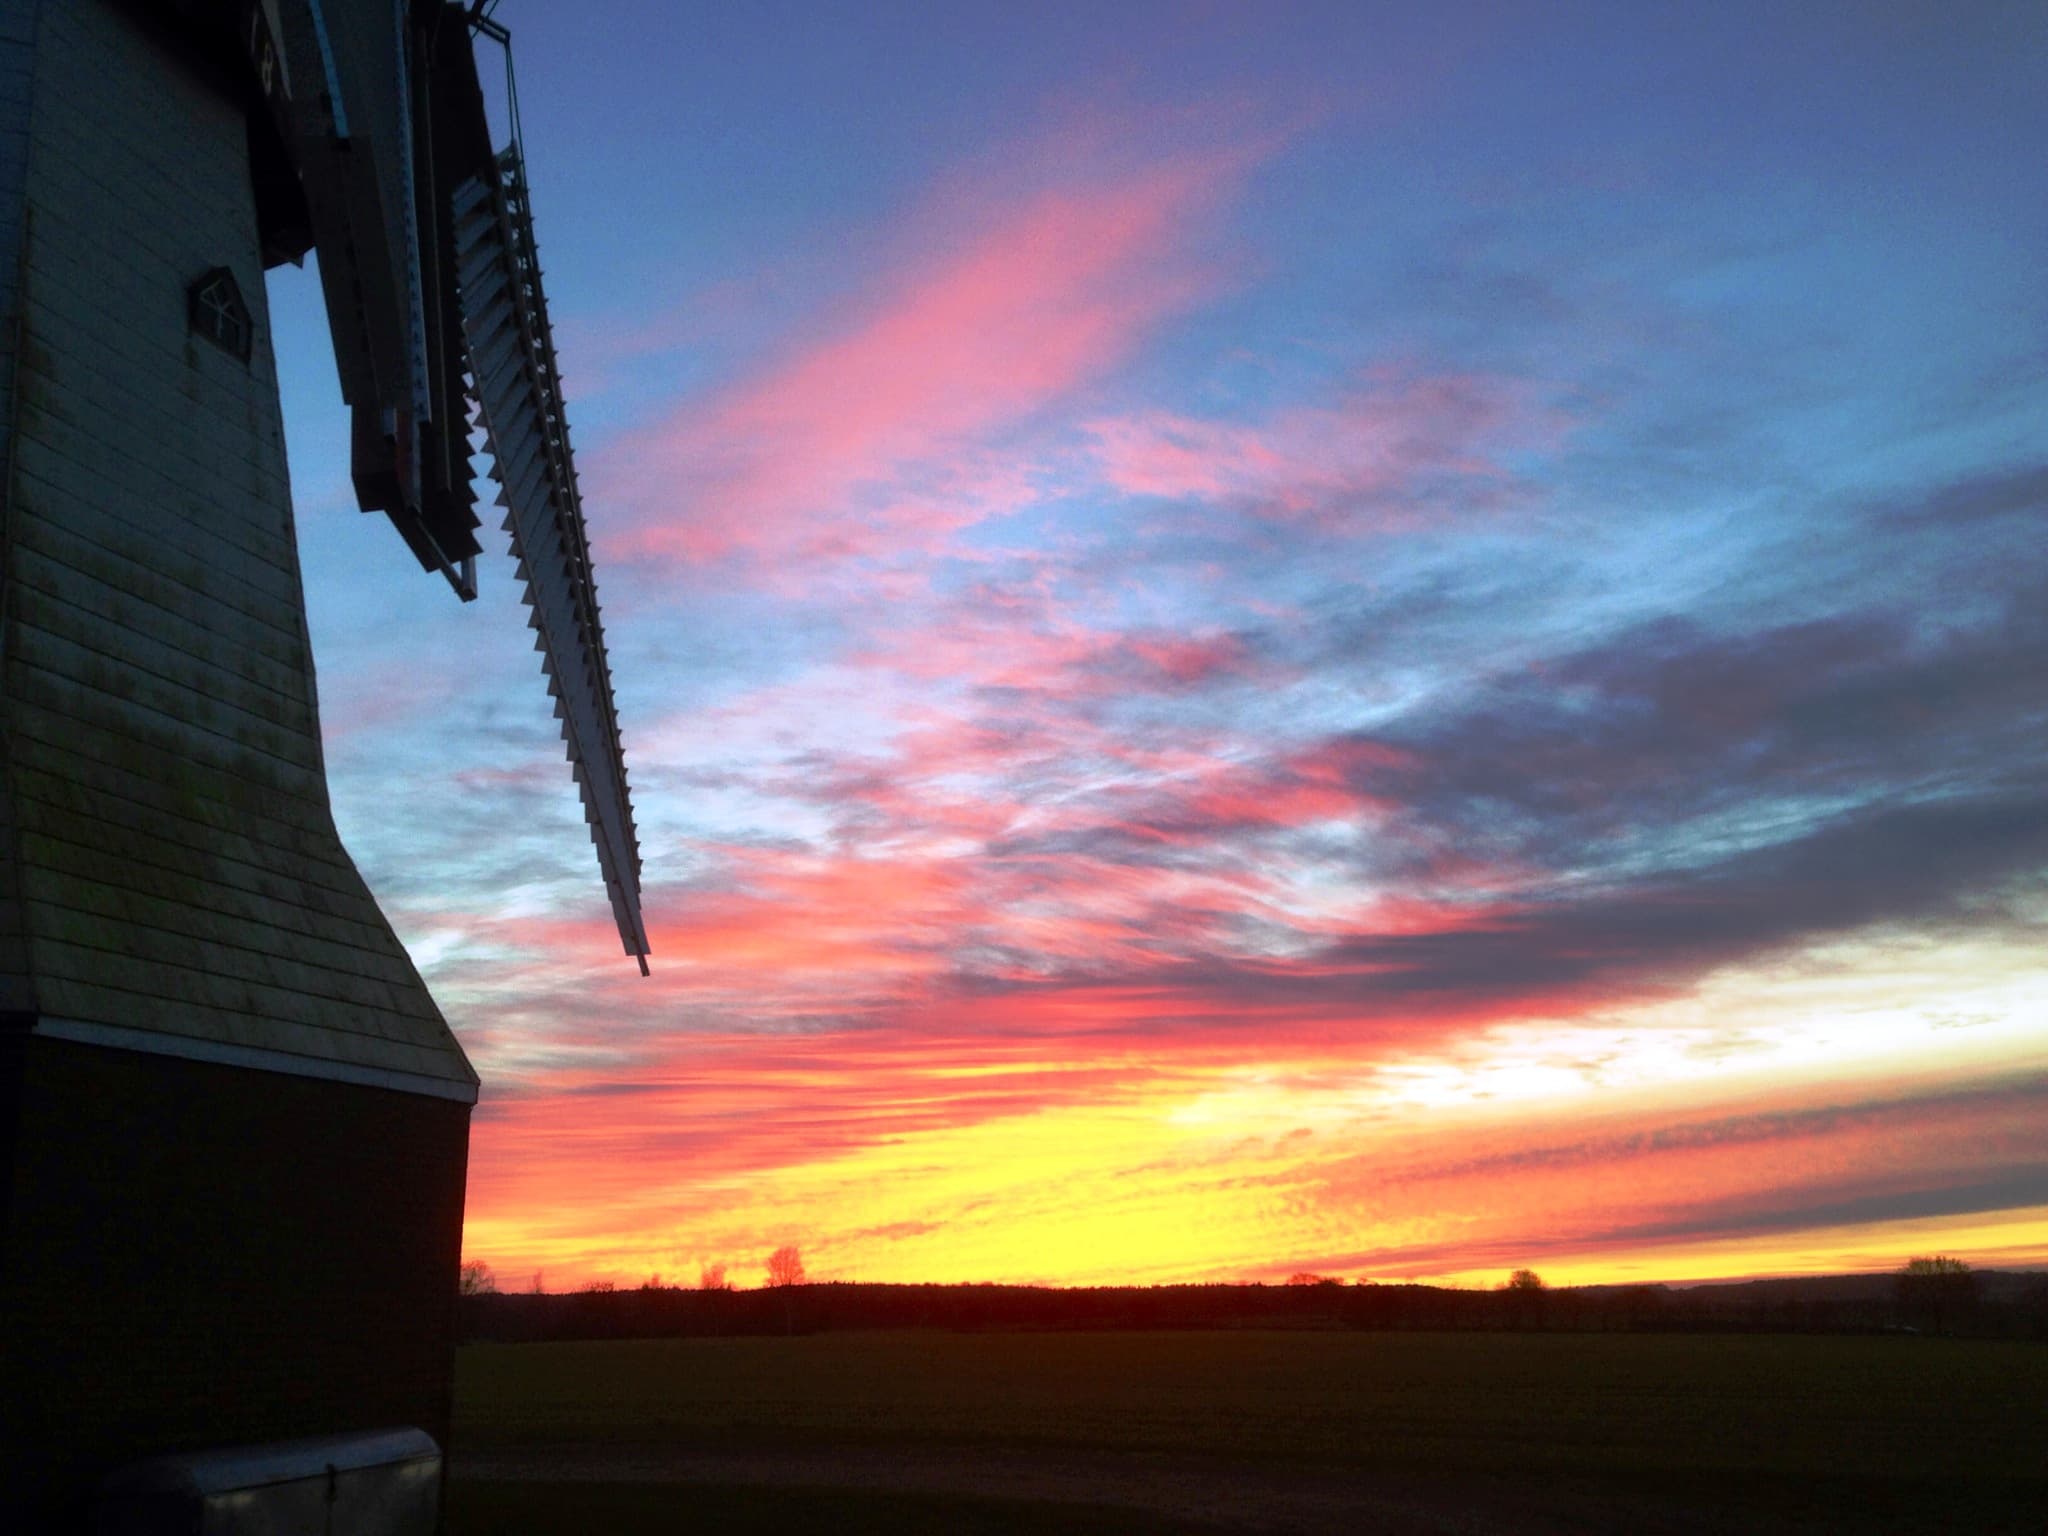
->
[
  {"left": 599, "top": 134, "right": 1262, "bottom": 570},
  {"left": 1088, "top": 370, "right": 1568, "bottom": 526},
  {"left": 317, "top": 654, "right": 464, "bottom": 747},
  {"left": 847, "top": 606, "right": 1273, "bottom": 702},
  {"left": 1121, "top": 633, "right": 1256, "bottom": 686}
]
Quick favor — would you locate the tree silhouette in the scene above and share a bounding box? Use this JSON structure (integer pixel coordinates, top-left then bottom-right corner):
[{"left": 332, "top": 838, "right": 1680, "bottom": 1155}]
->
[
  {"left": 1498, "top": 1267, "right": 1546, "bottom": 1328},
  {"left": 458, "top": 1260, "right": 496, "bottom": 1296},
  {"left": 1895, "top": 1255, "right": 1976, "bottom": 1333},
  {"left": 699, "top": 1261, "right": 731, "bottom": 1291},
  {"left": 1898, "top": 1254, "right": 1970, "bottom": 1277},
  {"left": 765, "top": 1244, "right": 807, "bottom": 1287}
]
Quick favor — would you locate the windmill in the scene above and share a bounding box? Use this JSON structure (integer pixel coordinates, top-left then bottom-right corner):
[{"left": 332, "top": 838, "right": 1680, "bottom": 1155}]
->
[{"left": 0, "top": 0, "right": 644, "bottom": 1526}]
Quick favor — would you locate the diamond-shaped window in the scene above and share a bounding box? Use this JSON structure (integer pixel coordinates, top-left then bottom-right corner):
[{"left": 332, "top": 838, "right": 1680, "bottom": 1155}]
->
[{"left": 188, "top": 267, "right": 252, "bottom": 363}]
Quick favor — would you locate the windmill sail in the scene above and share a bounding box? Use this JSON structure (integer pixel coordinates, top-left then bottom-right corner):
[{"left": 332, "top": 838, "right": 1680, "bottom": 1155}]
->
[
  {"left": 272, "top": 0, "right": 648, "bottom": 967},
  {"left": 269, "top": 0, "right": 484, "bottom": 594},
  {"left": 452, "top": 152, "right": 649, "bottom": 971}
]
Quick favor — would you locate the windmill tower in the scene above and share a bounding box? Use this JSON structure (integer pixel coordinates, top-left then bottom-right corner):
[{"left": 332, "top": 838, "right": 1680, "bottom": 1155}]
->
[{"left": 0, "top": 1, "right": 644, "bottom": 1526}]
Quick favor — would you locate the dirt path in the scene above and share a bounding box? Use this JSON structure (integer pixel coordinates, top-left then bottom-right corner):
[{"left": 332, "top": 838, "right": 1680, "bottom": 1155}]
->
[{"left": 451, "top": 1442, "right": 1722, "bottom": 1535}]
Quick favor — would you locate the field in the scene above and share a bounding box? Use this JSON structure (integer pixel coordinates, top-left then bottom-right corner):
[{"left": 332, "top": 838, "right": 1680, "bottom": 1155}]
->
[{"left": 448, "top": 1330, "right": 2047, "bottom": 1533}]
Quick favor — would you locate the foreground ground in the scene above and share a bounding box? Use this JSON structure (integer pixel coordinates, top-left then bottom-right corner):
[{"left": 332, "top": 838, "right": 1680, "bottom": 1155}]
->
[{"left": 447, "top": 1330, "right": 2046, "bottom": 1533}]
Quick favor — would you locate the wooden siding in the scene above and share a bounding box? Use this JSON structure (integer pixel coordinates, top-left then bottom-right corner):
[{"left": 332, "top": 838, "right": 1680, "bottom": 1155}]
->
[
  {"left": 0, "top": 2, "right": 42, "bottom": 1016},
  {"left": 0, "top": 0, "right": 37, "bottom": 493},
  {"left": 0, "top": 0, "right": 474, "bottom": 1096}
]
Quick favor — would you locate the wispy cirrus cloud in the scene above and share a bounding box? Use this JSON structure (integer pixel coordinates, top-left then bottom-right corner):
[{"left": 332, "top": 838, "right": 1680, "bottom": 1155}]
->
[
  {"left": 598, "top": 124, "right": 1271, "bottom": 573},
  {"left": 1292, "top": 1072, "right": 2048, "bottom": 1282},
  {"left": 1087, "top": 370, "right": 1569, "bottom": 526}
]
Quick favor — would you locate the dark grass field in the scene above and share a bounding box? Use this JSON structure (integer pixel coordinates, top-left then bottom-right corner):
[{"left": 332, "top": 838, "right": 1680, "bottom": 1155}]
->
[{"left": 447, "top": 1330, "right": 2048, "bottom": 1533}]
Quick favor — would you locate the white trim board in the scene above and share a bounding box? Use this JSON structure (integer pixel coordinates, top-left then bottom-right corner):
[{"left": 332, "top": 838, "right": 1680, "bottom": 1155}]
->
[{"left": 32, "top": 1015, "right": 481, "bottom": 1105}]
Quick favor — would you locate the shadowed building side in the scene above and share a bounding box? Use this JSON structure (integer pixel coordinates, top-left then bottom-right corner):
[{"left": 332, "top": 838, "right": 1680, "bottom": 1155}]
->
[{"left": 0, "top": 1, "right": 475, "bottom": 1527}]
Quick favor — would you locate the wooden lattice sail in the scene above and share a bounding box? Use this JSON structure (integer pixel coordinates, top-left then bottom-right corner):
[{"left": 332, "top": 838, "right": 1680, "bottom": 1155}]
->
[
  {"left": 453, "top": 150, "right": 649, "bottom": 971},
  {"left": 273, "top": 0, "right": 650, "bottom": 968}
]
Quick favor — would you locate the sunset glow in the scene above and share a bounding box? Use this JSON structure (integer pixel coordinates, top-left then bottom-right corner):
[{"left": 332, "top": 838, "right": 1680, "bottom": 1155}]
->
[{"left": 271, "top": 1, "right": 2046, "bottom": 1291}]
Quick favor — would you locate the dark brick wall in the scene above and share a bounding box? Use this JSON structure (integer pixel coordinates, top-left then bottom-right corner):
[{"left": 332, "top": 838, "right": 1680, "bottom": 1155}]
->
[{"left": 0, "top": 1035, "right": 471, "bottom": 1532}]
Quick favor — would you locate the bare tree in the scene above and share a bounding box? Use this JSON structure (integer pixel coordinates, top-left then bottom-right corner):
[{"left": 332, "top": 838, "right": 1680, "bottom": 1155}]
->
[
  {"left": 458, "top": 1259, "right": 496, "bottom": 1296},
  {"left": 764, "top": 1244, "right": 807, "bottom": 1287},
  {"left": 1498, "top": 1267, "right": 1546, "bottom": 1329},
  {"left": 699, "top": 1261, "right": 731, "bottom": 1291},
  {"left": 1896, "top": 1254, "right": 1977, "bottom": 1333},
  {"left": 1899, "top": 1254, "right": 1971, "bottom": 1276}
]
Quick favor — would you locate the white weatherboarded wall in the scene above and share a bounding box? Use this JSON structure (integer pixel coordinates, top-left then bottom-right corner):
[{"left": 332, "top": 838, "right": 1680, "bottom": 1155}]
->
[{"left": 0, "top": 0, "right": 474, "bottom": 1102}]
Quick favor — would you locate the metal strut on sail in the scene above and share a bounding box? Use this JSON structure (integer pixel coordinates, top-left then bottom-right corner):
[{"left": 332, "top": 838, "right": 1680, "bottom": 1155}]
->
[{"left": 451, "top": 150, "right": 650, "bottom": 973}]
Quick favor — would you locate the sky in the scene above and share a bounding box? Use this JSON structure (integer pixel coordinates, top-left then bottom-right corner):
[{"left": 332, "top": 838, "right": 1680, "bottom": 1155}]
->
[{"left": 267, "top": 0, "right": 2047, "bottom": 1291}]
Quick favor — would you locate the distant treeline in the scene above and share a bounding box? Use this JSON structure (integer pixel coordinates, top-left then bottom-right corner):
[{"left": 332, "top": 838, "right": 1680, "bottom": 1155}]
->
[{"left": 459, "top": 1270, "right": 2048, "bottom": 1344}]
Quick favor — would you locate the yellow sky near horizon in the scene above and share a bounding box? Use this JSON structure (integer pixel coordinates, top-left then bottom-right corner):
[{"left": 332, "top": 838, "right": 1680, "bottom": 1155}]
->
[{"left": 460, "top": 927, "right": 2047, "bottom": 1292}]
